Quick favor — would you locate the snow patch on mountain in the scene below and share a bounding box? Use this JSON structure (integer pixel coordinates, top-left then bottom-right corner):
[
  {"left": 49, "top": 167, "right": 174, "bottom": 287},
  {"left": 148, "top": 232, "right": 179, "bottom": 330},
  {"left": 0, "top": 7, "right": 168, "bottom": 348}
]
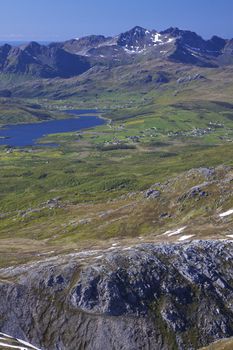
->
[
  {"left": 220, "top": 209, "right": 233, "bottom": 217},
  {"left": 124, "top": 47, "right": 146, "bottom": 54},
  {"left": 0, "top": 333, "right": 40, "bottom": 350},
  {"left": 178, "top": 235, "right": 195, "bottom": 241},
  {"left": 164, "top": 226, "right": 187, "bottom": 237},
  {"left": 152, "top": 33, "right": 162, "bottom": 43}
]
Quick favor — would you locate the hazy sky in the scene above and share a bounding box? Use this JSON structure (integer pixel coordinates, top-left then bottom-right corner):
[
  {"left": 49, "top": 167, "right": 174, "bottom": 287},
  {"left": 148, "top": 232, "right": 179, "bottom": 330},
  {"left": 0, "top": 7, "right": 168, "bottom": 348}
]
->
[{"left": 0, "top": 0, "right": 232, "bottom": 41}]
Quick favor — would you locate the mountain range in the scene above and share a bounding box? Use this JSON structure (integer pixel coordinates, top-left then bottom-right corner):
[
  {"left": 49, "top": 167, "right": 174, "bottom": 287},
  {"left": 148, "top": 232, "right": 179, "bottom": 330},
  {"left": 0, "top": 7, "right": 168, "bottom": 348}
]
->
[{"left": 1, "top": 26, "right": 233, "bottom": 78}]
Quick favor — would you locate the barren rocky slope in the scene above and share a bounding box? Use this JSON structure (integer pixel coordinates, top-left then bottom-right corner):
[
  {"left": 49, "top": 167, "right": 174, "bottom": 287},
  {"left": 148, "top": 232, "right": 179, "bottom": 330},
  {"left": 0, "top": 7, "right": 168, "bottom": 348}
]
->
[{"left": 0, "top": 240, "right": 233, "bottom": 350}]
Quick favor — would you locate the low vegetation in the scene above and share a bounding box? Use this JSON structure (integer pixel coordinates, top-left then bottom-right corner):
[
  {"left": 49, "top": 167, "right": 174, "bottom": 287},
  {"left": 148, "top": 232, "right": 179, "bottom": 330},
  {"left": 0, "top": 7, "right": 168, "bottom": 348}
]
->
[
  {"left": 200, "top": 337, "right": 233, "bottom": 350},
  {"left": 0, "top": 77, "right": 233, "bottom": 267}
]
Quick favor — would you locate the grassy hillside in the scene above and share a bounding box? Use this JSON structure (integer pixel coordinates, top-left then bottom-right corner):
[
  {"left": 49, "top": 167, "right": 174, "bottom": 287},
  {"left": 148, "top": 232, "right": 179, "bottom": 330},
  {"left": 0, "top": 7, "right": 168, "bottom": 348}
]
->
[
  {"left": 0, "top": 61, "right": 232, "bottom": 269},
  {"left": 0, "top": 98, "right": 73, "bottom": 125},
  {"left": 200, "top": 337, "right": 233, "bottom": 350},
  {"left": 0, "top": 85, "right": 233, "bottom": 267},
  {"left": 0, "top": 60, "right": 233, "bottom": 102}
]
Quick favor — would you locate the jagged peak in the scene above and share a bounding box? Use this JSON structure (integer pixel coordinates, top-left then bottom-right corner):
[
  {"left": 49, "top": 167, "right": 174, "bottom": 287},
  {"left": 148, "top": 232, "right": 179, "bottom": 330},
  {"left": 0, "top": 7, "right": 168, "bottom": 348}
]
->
[
  {"left": 20, "top": 41, "right": 42, "bottom": 52},
  {"left": 160, "top": 27, "right": 205, "bottom": 40},
  {"left": 160, "top": 27, "right": 181, "bottom": 36},
  {"left": 119, "top": 26, "right": 150, "bottom": 37},
  {"left": 130, "top": 25, "right": 148, "bottom": 32},
  {"left": 209, "top": 35, "right": 226, "bottom": 47},
  {"left": 26, "top": 41, "right": 41, "bottom": 47}
]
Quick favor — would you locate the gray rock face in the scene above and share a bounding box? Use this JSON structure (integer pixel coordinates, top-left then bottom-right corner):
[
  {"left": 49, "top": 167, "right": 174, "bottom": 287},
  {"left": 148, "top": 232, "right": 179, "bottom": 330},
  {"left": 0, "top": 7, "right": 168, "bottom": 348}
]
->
[
  {"left": 177, "top": 74, "right": 206, "bottom": 84},
  {"left": 0, "top": 241, "right": 233, "bottom": 350},
  {"left": 181, "top": 182, "right": 209, "bottom": 200},
  {"left": 196, "top": 167, "right": 215, "bottom": 178},
  {"left": 145, "top": 189, "right": 161, "bottom": 199}
]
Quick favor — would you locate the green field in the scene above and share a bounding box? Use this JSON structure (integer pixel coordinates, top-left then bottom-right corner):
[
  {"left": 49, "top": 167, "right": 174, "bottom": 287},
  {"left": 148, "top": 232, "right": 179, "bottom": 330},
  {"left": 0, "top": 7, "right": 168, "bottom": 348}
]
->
[
  {"left": 0, "top": 91, "right": 233, "bottom": 267},
  {"left": 0, "top": 63, "right": 233, "bottom": 267}
]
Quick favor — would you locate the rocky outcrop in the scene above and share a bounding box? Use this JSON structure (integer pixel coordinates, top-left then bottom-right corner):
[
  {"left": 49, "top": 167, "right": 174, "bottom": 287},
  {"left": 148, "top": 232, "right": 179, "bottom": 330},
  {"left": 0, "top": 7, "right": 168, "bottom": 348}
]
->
[
  {"left": 0, "top": 241, "right": 233, "bottom": 350},
  {"left": 145, "top": 189, "right": 161, "bottom": 199}
]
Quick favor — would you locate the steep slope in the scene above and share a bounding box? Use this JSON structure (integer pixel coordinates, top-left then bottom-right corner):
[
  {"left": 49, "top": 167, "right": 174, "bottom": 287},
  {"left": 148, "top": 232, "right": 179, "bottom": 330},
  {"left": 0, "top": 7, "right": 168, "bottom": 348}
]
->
[
  {"left": 162, "top": 28, "right": 226, "bottom": 67},
  {"left": 51, "top": 35, "right": 112, "bottom": 56},
  {"left": 0, "top": 42, "right": 91, "bottom": 78},
  {"left": 0, "top": 26, "right": 232, "bottom": 80},
  {"left": 56, "top": 26, "right": 232, "bottom": 68},
  {"left": 0, "top": 241, "right": 233, "bottom": 350}
]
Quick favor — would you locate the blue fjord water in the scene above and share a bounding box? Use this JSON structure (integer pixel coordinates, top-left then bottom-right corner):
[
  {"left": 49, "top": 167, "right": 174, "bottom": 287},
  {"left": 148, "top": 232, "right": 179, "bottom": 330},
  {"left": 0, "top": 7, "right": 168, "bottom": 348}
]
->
[{"left": 0, "top": 110, "right": 105, "bottom": 147}]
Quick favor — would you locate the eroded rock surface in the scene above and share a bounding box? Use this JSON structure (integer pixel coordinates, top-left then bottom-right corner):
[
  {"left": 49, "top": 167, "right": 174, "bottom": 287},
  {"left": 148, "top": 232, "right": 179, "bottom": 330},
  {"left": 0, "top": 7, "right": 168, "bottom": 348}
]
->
[{"left": 0, "top": 241, "right": 233, "bottom": 350}]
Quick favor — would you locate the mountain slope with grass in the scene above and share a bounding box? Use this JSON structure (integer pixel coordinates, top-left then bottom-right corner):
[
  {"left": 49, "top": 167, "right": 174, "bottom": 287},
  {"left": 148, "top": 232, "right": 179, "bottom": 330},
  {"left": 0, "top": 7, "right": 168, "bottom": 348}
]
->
[
  {"left": 200, "top": 337, "right": 233, "bottom": 350},
  {"left": 0, "top": 24, "right": 233, "bottom": 350}
]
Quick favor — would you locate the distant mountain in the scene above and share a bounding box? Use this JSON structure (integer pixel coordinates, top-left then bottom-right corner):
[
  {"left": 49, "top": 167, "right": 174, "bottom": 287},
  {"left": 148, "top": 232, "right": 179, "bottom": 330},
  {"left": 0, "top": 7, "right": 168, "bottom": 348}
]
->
[
  {"left": 57, "top": 26, "right": 231, "bottom": 68},
  {"left": 0, "top": 26, "right": 232, "bottom": 78},
  {"left": 0, "top": 41, "right": 90, "bottom": 78}
]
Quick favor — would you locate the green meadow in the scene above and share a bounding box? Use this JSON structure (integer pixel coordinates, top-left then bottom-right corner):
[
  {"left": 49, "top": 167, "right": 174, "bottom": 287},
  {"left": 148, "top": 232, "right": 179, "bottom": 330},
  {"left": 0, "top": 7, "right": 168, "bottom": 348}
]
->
[{"left": 0, "top": 95, "right": 233, "bottom": 266}]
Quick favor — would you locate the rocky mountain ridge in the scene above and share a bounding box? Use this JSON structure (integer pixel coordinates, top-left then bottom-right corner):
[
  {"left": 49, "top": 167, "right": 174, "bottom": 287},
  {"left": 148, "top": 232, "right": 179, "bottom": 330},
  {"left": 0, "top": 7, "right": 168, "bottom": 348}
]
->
[
  {"left": 0, "top": 41, "right": 90, "bottom": 78},
  {"left": 0, "top": 240, "right": 233, "bottom": 350},
  {"left": 0, "top": 26, "right": 233, "bottom": 78},
  {"left": 56, "top": 26, "right": 229, "bottom": 64}
]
